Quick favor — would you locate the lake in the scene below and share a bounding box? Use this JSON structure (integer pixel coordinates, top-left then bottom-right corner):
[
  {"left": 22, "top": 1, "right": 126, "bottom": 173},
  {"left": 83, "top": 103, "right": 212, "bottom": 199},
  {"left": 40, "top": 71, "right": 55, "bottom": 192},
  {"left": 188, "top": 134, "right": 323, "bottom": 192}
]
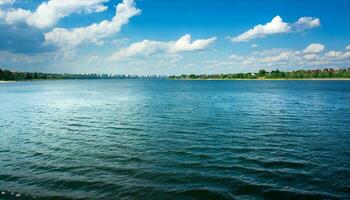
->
[{"left": 0, "top": 80, "right": 349, "bottom": 199}]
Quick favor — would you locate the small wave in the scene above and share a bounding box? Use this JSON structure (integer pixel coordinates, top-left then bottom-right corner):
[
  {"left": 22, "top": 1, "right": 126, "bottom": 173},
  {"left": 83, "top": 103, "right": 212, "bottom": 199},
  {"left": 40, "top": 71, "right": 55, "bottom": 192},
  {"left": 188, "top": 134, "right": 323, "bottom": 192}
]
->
[
  {"left": 67, "top": 123, "right": 93, "bottom": 128},
  {"left": 261, "top": 160, "right": 307, "bottom": 169},
  {"left": 236, "top": 156, "right": 308, "bottom": 169},
  {"left": 0, "top": 174, "right": 21, "bottom": 182},
  {"left": 104, "top": 126, "right": 144, "bottom": 132},
  {"left": 262, "top": 188, "right": 339, "bottom": 200},
  {"left": 176, "top": 188, "right": 233, "bottom": 200}
]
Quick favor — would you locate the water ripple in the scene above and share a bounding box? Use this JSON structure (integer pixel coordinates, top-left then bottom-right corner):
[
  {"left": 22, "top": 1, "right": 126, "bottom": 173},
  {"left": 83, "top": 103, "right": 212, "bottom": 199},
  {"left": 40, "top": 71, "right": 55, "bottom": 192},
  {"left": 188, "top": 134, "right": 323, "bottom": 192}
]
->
[{"left": 1, "top": 80, "right": 350, "bottom": 199}]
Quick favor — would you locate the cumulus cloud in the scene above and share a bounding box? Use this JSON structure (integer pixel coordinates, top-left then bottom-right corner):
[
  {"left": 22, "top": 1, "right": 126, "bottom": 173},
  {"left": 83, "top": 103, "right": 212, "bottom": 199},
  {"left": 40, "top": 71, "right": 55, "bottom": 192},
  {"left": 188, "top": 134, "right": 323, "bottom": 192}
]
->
[
  {"left": 251, "top": 44, "right": 258, "bottom": 48},
  {"left": 294, "top": 17, "right": 321, "bottom": 31},
  {"left": 231, "top": 16, "right": 321, "bottom": 42},
  {"left": 341, "top": 51, "right": 350, "bottom": 59},
  {"left": 0, "top": 2, "right": 55, "bottom": 54},
  {"left": 4, "top": 8, "right": 31, "bottom": 24},
  {"left": 346, "top": 45, "right": 350, "bottom": 51},
  {"left": 1, "top": 0, "right": 109, "bottom": 29},
  {"left": 261, "top": 51, "right": 293, "bottom": 63},
  {"left": 231, "top": 16, "right": 290, "bottom": 42},
  {"left": 108, "top": 34, "right": 217, "bottom": 61},
  {"left": 108, "top": 40, "right": 169, "bottom": 61},
  {"left": 170, "top": 34, "right": 217, "bottom": 53},
  {"left": 325, "top": 49, "right": 350, "bottom": 60},
  {"left": 45, "top": 0, "right": 141, "bottom": 48},
  {"left": 0, "top": 0, "right": 141, "bottom": 57},
  {"left": 326, "top": 51, "right": 342, "bottom": 58},
  {"left": 303, "top": 43, "right": 325, "bottom": 54}
]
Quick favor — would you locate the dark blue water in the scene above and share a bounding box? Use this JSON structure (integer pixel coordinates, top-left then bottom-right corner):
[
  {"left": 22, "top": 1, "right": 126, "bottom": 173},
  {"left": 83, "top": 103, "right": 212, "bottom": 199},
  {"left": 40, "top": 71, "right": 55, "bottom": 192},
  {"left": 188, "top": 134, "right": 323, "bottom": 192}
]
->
[{"left": 0, "top": 80, "right": 350, "bottom": 200}]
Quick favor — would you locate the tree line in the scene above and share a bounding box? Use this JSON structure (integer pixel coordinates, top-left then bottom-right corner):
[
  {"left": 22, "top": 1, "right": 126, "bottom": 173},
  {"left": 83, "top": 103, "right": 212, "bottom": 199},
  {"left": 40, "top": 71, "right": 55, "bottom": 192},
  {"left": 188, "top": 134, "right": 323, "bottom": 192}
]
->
[
  {"left": 169, "top": 68, "right": 350, "bottom": 80},
  {"left": 2, "top": 68, "right": 350, "bottom": 81},
  {"left": 0, "top": 69, "right": 64, "bottom": 81}
]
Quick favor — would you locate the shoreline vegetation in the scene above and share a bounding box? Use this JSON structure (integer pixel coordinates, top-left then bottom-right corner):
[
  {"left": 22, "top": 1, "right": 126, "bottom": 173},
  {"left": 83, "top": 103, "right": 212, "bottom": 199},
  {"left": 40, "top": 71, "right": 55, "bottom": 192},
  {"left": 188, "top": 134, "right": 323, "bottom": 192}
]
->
[
  {"left": 169, "top": 68, "right": 350, "bottom": 80},
  {"left": 1, "top": 68, "right": 350, "bottom": 82}
]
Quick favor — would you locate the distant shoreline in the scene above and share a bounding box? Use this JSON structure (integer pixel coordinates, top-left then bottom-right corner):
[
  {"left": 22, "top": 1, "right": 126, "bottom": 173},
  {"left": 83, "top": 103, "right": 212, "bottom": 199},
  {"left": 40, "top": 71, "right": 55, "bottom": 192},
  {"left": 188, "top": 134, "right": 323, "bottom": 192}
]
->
[
  {"left": 169, "top": 78, "right": 350, "bottom": 81},
  {"left": 2, "top": 68, "right": 350, "bottom": 81},
  {"left": 0, "top": 81, "right": 16, "bottom": 83},
  {"left": 1, "top": 78, "right": 350, "bottom": 83}
]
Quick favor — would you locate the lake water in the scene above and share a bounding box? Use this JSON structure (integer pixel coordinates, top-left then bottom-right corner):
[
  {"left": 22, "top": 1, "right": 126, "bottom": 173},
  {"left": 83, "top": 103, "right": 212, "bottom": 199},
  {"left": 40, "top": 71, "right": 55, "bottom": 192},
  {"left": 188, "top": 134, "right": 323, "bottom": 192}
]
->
[{"left": 0, "top": 80, "right": 350, "bottom": 200}]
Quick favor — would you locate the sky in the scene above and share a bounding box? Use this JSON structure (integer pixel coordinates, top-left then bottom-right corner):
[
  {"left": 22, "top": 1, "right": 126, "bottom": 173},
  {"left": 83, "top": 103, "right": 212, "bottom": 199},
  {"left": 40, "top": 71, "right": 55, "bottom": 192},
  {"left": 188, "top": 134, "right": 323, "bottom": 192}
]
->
[{"left": 0, "top": 0, "right": 349, "bottom": 75}]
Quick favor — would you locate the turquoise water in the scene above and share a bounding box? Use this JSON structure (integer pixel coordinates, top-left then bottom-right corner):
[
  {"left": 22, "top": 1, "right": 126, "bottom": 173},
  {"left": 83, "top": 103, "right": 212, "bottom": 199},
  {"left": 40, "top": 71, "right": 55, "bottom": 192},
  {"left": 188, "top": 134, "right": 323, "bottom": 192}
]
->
[{"left": 0, "top": 80, "right": 349, "bottom": 200}]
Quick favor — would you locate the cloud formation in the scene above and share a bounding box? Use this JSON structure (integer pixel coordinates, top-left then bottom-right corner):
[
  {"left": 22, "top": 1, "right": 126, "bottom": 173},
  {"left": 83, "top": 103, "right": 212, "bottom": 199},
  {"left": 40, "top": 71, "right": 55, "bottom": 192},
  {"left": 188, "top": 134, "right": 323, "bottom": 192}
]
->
[
  {"left": 108, "top": 34, "right": 217, "bottom": 61},
  {"left": 1, "top": 0, "right": 109, "bottom": 29},
  {"left": 170, "top": 34, "right": 217, "bottom": 53},
  {"left": 324, "top": 45, "right": 350, "bottom": 60},
  {"left": 295, "top": 17, "right": 321, "bottom": 31},
  {"left": 303, "top": 43, "right": 325, "bottom": 54},
  {"left": 45, "top": 0, "right": 141, "bottom": 48},
  {"left": 205, "top": 43, "right": 350, "bottom": 71},
  {"left": 325, "top": 51, "right": 342, "bottom": 58},
  {"left": 260, "top": 51, "right": 294, "bottom": 63},
  {"left": 0, "top": 1, "right": 347, "bottom": 74},
  {"left": 231, "top": 16, "right": 290, "bottom": 42},
  {"left": 231, "top": 16, "right": 321, "bottom": 42}
]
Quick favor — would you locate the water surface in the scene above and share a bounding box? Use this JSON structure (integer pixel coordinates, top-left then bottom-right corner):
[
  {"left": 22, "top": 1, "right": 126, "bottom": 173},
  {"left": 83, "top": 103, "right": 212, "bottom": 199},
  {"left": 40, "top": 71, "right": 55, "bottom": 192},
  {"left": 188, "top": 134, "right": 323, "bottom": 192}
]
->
[{"left": 0, "top": 80, "right": 349, "bottom": 199}]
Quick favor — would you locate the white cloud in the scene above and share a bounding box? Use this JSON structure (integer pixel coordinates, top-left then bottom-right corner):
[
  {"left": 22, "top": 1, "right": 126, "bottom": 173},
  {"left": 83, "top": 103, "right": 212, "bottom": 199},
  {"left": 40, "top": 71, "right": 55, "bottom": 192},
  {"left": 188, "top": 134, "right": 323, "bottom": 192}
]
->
[
  {"left": 170, "top": 34, "right": 217, "bottom": 53},
  {"left": 303, "top": 43, "right": 325, "bottom": 54},
  {"left": 1, "top": 0, "right": 109, "bottom": 29},
  {"left": 4, "top": 8, "right": 31, "bottom": 24},
  {"left": 231, "top": 16, "right": 321, "bottom": 42},
  {"left": 326, "top": 51, "right": 342, "bottom": 58},
  {"left": 29, "top": 0, "right": 109, "bottom": 29},
  {"left": 303, "top": 54, "right": 318, "bottom": 61},
  {"left": 295, "top": 17, "right": 321, "bottom": 30},
  {"left": 45, "top": 0, "right": 141, "bottom": 48},
  {"left": 341, "top": 51, "right": 350, "bottom": 59},
  {"left": 108, "top": 40, "right": 168, "bottom": 61},
  {"left": 0, "top": 0, "right": 13, "bottom": 5},
  {"left": 322, "top": 45, "right": 350, "bottom": 60},
  {"left": 108, "top": 34, "right": 217, "bottom": 61},
  {"left": 231, "top": 16, "right": 291, "bottom": 42},
  {"left": 94, "top": 4, "right": 108, "bottom": 13},
  {"left": 328, "top": 51, "right": 350, "bottom": 60},
  {"left": 261, "top": 51, "right": 294, "bottom": 63},
  {"left": 251, "top": 44, "right": 258, "bottom": 48}
]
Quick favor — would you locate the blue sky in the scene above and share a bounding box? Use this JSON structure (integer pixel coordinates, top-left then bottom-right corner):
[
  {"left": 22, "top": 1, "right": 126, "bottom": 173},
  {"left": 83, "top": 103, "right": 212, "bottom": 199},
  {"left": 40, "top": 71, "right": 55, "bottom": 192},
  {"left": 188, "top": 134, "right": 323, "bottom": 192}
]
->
[{"left": 0, "top": 0, "right": 349, "bottom": 75}]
